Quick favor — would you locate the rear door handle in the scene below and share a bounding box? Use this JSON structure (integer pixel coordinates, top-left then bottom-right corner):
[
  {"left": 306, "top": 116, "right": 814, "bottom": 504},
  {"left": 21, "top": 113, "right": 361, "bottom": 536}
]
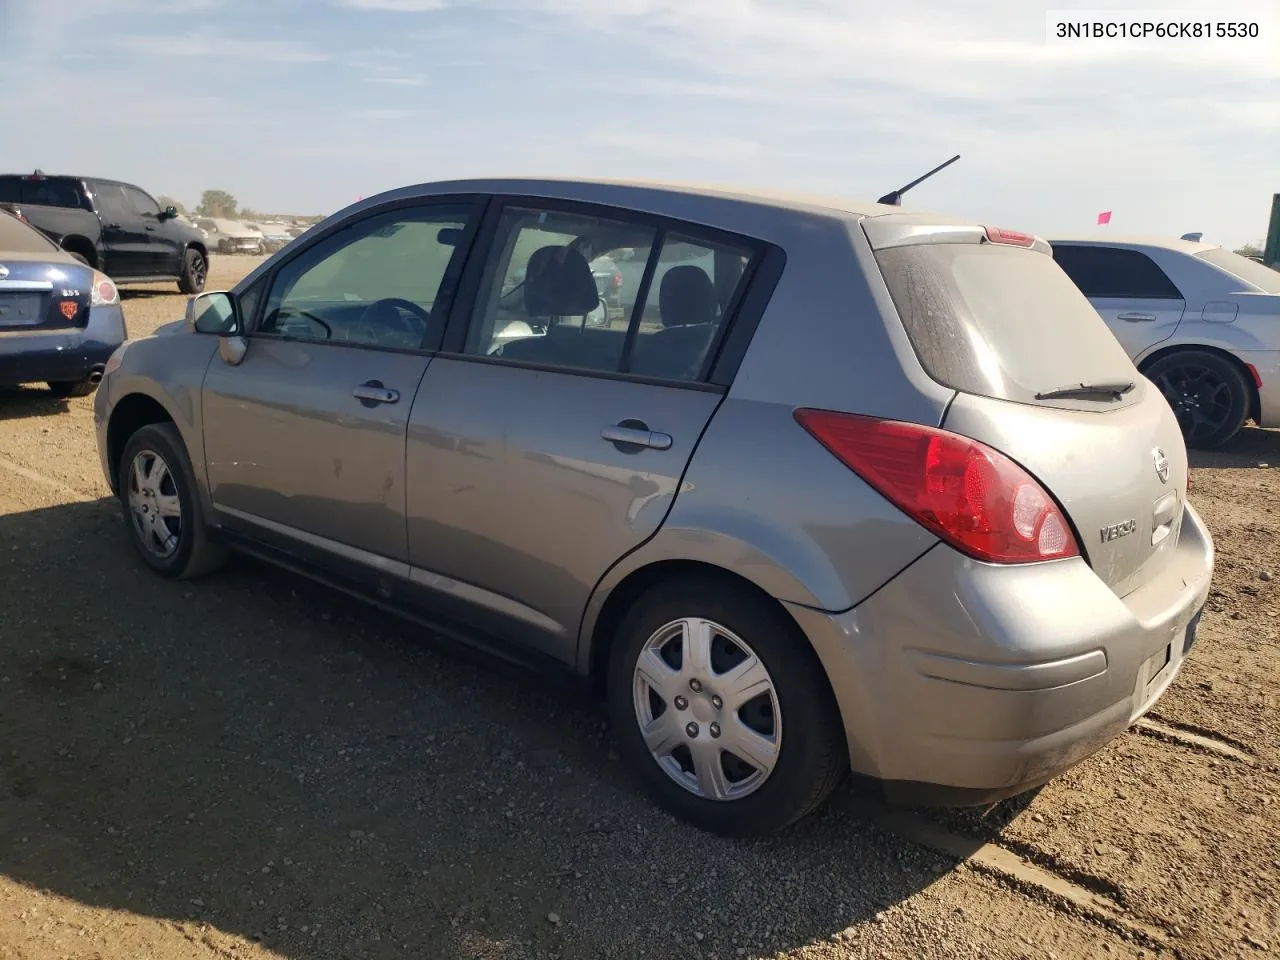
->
[
  {"left": 1118, "top": 312, "right": 1156, "bottom": 322},
  {"left": 602, "top": 421, "right": 673, "bottom": 451},
  {"left": 352, "top": 380, "right": 400, "bottom": 405}
]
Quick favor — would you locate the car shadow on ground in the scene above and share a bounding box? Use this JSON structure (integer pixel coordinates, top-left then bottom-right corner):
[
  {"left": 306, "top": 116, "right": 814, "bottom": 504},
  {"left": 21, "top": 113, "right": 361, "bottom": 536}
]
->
[
  {"left": 119, "top": 288, "right": 176, "bottom": 300},
  {"left": 1189, "top": 425, "right": 1280, "bottom": 470},
  {"left": 0, "top": 387, "right": 69, "bottom": 422},
  {"left": 0, "top": 499, "right": 965, "bottom": 960}
]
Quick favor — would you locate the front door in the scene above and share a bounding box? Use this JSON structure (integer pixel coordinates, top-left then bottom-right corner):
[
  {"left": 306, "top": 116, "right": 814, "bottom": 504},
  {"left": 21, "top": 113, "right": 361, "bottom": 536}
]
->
[
  {"left": 90, "top": 181, "right": 149, "bottom": 277},
  {"left": 201, "top": 199, "right": 481, "bottom": 564},
  {"left": 122, "top": 184, "right": 182, "bottom": 275},
  {"left": 1051, "top": 244, "right": 1188, "bottom": 360},
  {"left": 404, "top": 200, "right": 759, "bottom": 663}
]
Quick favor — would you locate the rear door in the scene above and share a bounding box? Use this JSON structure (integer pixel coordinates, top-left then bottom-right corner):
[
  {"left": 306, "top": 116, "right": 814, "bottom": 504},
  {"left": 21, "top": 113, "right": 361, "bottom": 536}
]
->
[
  {"left": 868, "top": 229, "right": 1189, "bottom": 597},
  {"left": 1050, "top": 243, "right": 1187, "bottom": 360},
  {"left": 403, "top": 199, "right": 760, "bottom": 663}
]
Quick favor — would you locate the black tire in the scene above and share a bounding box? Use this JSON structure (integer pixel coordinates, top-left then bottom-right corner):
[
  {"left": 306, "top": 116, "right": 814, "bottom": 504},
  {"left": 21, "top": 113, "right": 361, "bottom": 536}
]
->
[
  {"left": 178, "top": 247, "right": 208, "bottom": 295},
  {"left": 117, "top": 422, "right": 228, "bottom": 580},
  {"left": 1144, "top": 349, "right": 1249, "bottom": 450},
  {"left": 47, "top": 377, "right": 99, "bottom": 398},
  {"left": 607, "top": 576, "right": 847, "bottom": 837}
]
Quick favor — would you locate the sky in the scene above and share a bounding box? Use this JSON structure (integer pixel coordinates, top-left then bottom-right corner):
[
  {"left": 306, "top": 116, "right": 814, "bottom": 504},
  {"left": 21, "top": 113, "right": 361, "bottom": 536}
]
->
[{"left": 1, "top": 0, "right": 1277, "bottom": 247}]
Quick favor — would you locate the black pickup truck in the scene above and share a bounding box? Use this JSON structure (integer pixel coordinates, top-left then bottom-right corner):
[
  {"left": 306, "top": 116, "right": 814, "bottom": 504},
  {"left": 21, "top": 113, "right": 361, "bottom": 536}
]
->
[{"left": 0, "top": 171, "right": 209, "bottom": 294}]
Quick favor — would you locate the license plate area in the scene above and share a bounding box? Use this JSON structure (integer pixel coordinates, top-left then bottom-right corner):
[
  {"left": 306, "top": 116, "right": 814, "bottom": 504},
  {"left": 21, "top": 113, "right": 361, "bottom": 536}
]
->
[{"left": 0, "top": 293, "right": 46, "bottom": 327}]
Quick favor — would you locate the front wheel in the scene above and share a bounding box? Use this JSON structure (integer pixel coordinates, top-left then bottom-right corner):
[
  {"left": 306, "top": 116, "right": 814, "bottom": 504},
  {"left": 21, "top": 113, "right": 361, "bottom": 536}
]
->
[
  {"left": 1144, "top": 350, "right": 1249, "bottom": 450},
  {"left": 178, "top": 248, "right": 208, "bottom": 294},
  {"left": 607, "top": 577, "right": 847, "bottom": 837},
  {"left": 118, "top": 423, "right": 228, "bottom": 579}
]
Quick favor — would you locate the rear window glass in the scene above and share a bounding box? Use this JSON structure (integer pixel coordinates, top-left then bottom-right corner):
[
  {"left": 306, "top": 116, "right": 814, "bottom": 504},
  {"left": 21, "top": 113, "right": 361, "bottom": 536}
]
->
[
  {"left": 0, "top": 212, "right": 59, "bottom": 253},
  {"left": 874, "top": 242, "right": 1137, "bottom": 405},
  {"left": 0, "top": 177, "right": 86, "bottom": 209},
  {"left": 1195, "top": 247, "right": 1280, "bottom": 294}
]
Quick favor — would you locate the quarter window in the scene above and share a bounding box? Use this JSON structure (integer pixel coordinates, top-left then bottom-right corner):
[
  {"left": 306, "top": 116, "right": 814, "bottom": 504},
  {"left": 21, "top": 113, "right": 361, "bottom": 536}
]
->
[
  {"left": 258, "top": 204, "right": 473, "bottom": 351},
  {"left": 1051, "top": 245, "right": 1183, "bottom": 299}
]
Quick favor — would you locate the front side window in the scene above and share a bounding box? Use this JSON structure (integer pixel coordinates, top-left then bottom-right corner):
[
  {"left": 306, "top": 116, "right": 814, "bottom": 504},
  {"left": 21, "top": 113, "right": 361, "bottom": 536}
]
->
[
  {"left": 123, "top": 186, "right": 161, "bottom": 217},
  {"left": 465, "top": 204, "right": 755, "bottom": 382},
  {"left": 92, "top": 184, "right": 135, "bottom": 225},
  {"left": 258, "top": 204, "right": 473, "bottom": 351}
]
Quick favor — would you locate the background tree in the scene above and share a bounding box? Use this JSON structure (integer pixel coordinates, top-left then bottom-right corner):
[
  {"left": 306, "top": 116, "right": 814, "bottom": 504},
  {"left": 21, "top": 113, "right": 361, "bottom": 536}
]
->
[
  {"left": 157, "top": 195, "right": 186, "bottom": 215},
  {"left": 196, "top": 190, "right": 237, "bottom": 218},
  {"left": 1235, "top": 243, "right": 1264, "bottom": 259}
]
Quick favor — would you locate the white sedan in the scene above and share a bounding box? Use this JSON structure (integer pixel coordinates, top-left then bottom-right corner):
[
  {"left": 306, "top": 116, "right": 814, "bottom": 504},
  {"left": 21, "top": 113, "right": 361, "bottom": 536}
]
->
[{"left": 1048, "top": 234, "right": 1280, "bottom": 448}]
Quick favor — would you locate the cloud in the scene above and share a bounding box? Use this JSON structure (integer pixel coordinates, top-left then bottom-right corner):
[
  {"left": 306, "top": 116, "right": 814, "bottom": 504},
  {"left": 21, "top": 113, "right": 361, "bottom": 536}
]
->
[
  {"left": 588, "top": 127, "right": 763, "bottom": 160},
  {"left": 112, "top": 32, "right": 331, "bottom": 62},
  {"left": 336, "top": 0, "right": 448, "bottom": 9}
]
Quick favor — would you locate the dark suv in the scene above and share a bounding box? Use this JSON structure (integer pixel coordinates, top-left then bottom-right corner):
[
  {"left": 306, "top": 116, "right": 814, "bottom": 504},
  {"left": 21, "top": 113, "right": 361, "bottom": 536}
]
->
[{"left": 0, "top": 171, "right": 209, "bottom": 294}]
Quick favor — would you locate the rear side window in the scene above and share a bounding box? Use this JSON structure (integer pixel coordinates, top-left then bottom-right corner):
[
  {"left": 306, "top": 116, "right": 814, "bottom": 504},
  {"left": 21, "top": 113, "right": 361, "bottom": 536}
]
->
[
  {"left": 874, "top": 242, "right": 1137, "bottom": 405},
  {"left": 0, "top": 176, "right": 87, "bottom": 209},
  {"left": 1051, "top": 245, "right": 1183, "bottom": 299}
]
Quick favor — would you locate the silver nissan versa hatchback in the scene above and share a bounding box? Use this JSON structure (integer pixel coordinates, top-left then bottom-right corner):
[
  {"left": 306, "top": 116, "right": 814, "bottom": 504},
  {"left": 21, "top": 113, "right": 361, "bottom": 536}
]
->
[{"left": 94, "top": 179, "right": 1214, "bottom": 836}]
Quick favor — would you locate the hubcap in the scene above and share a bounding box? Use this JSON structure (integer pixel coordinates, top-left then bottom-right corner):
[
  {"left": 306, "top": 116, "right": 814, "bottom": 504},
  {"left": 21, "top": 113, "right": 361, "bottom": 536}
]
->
[
  {"left": 1153, "top": 365, "right": 1234, "bottom": 445},
  {"left": 632, "top": 617, "right": 781, "bottom": 801},
  {"left": 127, "top": 450, "right": 182, "bottom": 559}
]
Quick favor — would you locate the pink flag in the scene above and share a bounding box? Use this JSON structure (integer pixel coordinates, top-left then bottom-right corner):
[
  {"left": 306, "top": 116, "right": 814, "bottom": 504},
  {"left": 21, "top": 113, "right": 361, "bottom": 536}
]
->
[{"left": 1097, "top": 210, "right": 1112, "bottom": 225}]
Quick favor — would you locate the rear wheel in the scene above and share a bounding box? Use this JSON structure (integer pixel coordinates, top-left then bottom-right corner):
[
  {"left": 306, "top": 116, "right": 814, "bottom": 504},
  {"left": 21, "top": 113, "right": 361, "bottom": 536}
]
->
[
  {"left": 118, "top": 423, "right": 228, "bottom": 579},
  {"left": 178, "top": 248, "right": 208, "bottom": 294},
  {"left": 48, "top": 377, "right": 98, "bottom": 398},
  {"left": 607, "top": 577, "right": 847, "bottom": 837},
  {"left": 1144, "top": 350, "right": 1249, "bottom": 449}
]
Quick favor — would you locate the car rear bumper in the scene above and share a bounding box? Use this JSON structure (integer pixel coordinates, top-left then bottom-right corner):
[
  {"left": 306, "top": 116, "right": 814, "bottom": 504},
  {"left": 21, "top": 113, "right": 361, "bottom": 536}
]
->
[
  {"left": 0, "top": 304, "right": 126, "bottom": 387},
  {"left": 786, "top": 500, "right": 1214, "bottom": 806},
  {"left": 1235, "top": 349, "right": 1280, "bottom": 427}
]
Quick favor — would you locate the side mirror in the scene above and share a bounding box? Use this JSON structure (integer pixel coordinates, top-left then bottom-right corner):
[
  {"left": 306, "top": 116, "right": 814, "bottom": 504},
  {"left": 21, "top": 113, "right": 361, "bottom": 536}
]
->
[
  {"left": 187, "top": 291, "right": 235, "bottom": 332},
  {"left": 160, "top": 206, "right": 179, "bottom": 221}
]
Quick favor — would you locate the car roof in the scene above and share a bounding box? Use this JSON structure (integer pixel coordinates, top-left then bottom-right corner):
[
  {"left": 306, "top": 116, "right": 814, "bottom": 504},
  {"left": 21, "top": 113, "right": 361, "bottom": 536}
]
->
[
  {"left": 354, "top": 176, "right": 973, "bottom": 228},
  {"left": 1046, "top": 234, "right": 1219, "bottom": 256}
]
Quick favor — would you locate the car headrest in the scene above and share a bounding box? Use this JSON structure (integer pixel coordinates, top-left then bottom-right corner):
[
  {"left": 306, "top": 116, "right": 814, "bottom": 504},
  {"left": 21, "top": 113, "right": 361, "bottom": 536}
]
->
[
  {"left": 524, "top": 245, "right": 599, "bottom": 317},
  {"left": 659, "top": 265, "right": 718, "bottom": 328}
]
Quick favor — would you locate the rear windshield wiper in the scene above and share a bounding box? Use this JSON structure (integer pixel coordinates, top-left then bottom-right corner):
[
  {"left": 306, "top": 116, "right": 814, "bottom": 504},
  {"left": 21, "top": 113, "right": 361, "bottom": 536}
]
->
[{"left": 1035, "top": 380, "right": 1136, "bottom": 401}]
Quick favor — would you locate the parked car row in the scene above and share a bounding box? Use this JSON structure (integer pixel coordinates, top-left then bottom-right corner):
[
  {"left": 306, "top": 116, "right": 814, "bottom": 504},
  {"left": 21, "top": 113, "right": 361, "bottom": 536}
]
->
[{"left": 90, "top": 177, "right": 1216, "bottom": 837}]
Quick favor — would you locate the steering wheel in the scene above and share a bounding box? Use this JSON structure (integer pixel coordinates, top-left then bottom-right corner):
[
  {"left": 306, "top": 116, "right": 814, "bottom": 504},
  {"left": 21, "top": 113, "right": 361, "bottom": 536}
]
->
[
  {"left": 356, "top": 298, "right": 432, "bottom": 348},
  {"left": 276, "top": 308, "right": 332, "bottom": 340}
]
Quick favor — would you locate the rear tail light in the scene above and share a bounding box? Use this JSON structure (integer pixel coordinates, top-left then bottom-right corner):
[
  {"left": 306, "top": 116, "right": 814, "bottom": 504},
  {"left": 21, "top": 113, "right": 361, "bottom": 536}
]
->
[
  {"left": 983, "top": 226, "right": 1036, "bottom": 247},
  {"left": 612, "top": 270, "right": 622, "bottom": 289},
  {"left": 90, "top": 271, "right": 119, "bottom": 306},
  {"left": 794, "top": 409, "right": 1080, "bottom": 564}
]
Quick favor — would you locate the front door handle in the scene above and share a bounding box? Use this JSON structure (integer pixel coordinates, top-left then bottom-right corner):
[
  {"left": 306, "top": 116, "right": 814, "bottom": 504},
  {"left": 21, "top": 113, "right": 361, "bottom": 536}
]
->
[
  {"left": 602, "top": 420, "right": 673, "bottom": 451},
  {"left": 1118, "top": 312, "right": 1156, "bottom": 322},
  {"left": 352, "top": 380, "right": 400, "bottom": 405}
]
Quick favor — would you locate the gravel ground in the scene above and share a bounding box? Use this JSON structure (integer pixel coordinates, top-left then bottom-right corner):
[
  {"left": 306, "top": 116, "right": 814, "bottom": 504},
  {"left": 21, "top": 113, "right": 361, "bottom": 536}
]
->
[{"left": 0, "top": 254, "right": 1277, "bottom": 959}]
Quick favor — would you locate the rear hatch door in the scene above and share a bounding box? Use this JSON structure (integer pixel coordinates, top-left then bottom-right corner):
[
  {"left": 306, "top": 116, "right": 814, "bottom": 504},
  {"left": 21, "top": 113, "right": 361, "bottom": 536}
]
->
[{"left": 865, "top": 222, "right": 1188, "bottom": 596}]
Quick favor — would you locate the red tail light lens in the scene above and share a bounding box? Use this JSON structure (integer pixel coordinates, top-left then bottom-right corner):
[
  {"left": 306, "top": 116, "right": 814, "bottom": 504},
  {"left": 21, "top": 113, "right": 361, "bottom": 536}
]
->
[
  {"left": 612, "top": 270, "right": 622, "bottom": 288},
  {"left": 794, "top": 410, "right": 1080, "bottom": 564}
]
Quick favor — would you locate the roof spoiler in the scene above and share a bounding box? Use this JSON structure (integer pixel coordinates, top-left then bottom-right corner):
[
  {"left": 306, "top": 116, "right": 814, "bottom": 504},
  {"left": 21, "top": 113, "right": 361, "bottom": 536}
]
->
[{"left": 878, "top": 155, "right": 961, "bottom": 206}]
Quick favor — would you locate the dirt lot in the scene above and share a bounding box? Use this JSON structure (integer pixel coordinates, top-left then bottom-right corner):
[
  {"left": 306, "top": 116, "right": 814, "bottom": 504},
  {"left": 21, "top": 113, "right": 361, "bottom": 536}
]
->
[{"left": 1, "top": 253, "right": 1278, "bottom": 960}]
